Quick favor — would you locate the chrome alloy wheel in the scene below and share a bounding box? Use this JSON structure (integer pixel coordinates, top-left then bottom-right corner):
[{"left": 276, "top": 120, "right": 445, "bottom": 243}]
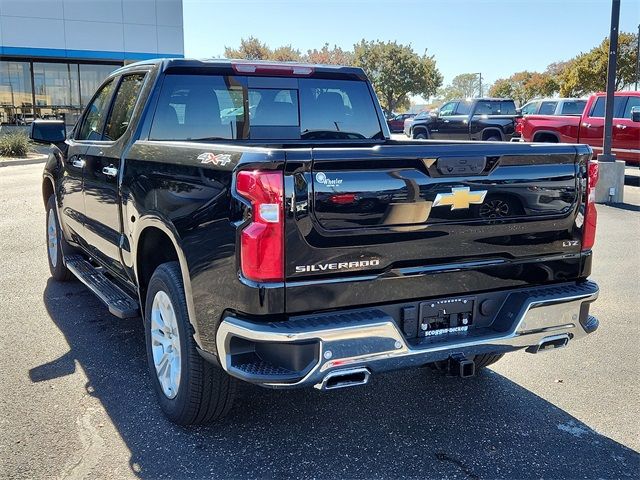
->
[
  {"left": 47, "top": 209, "right": 58, "bottom": 268},
  {"left": 479, "top": 199, "right": 510, "bottom": 218},
  {"left": 151, "top": 291, "right": 182, "bottom": 399}
]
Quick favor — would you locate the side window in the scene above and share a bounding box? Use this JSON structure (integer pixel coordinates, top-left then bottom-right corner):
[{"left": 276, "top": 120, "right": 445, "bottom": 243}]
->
[
  {"left": 439, "top": 102, "right": 457, "bottom": 116},
  {"left": 589, "top": 96, "right": 625, "bottom": 118},
  {"left": 500, "top": 101, "right": 517, "bottom": 115},
  {"left": 455, "top": 101, "right": 472, "bottom": 115},
  {"left": 103, "top": 73, "right": 146, "bottom": 141},
  {"left": 521, "top": 102, "right": 538, "bottom": 115},
  {"left": 621, "top": 96, "right": 640, "bottom": 119},
  {"left": 561, "top": 100, "right": 586, "bottom": 115},
  {"left": 474, "top": 101, "right": 493, "bottom": 115},
  {"left": 539, "top": 101, "right": 558, "bottom": 115},
  {"left": 76, "top": 79, "right": 115, "bottom": 141}
]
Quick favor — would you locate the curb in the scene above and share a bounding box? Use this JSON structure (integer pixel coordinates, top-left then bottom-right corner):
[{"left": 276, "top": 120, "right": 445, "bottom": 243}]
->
[{"left": 0, "top": 156, "right": 47, "bottom": 168}]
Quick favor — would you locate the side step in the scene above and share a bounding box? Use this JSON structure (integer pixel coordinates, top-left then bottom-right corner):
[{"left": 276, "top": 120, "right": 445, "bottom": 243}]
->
[{"left": 65, "top": 255, "right": 139, "bottom": 318}]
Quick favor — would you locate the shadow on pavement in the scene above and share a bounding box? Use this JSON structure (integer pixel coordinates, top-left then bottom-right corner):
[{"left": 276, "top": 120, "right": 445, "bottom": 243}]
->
[{"left": 35, "top": 279, "right": 639, "bottom": 479}]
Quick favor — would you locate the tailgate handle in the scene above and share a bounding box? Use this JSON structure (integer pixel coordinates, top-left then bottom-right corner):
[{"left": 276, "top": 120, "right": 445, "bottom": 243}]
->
[{"left": 437, "top": 156, "right": 486, "bottom": 176}]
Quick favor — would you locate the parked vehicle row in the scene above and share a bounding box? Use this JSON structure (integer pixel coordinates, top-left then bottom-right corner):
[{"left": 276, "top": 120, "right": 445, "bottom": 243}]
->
[
  {"left": 32, "top": 58, "right": 599, "bottom": 425},
  {"left": 518, "top": 91, "right": 640, "bottom": 164}
]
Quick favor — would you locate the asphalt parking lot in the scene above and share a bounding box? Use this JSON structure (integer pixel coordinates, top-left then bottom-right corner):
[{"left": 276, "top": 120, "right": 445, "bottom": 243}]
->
[{"left": 1, "top": 162, "right": 639, "bottom": 479}]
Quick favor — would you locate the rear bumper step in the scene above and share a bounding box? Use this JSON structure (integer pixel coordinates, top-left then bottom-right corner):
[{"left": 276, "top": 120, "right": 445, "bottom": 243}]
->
[
  {"left": 215, "top": 281, "right": 599, "bottom": 389},
  {"left": 65, "top": 255, "right": 139, "bottom": 318}
]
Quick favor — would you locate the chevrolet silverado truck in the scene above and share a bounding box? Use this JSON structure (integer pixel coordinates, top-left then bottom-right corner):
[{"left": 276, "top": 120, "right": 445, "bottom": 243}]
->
[
  {"left": 32, "top": 59, "right": 600, "bottom": 425},
  {"left": 406, "top": 98, "right": 517, "bottom": 141},
  {"left": 519, "top": 91, "right": 640, "bottom": 165}
]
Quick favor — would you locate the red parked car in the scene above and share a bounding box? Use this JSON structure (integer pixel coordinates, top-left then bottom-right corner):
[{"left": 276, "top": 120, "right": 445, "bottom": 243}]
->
[
  {"left": 387, "top": 113, "right": 415, "bottom": 132},
  {"left": 518, "top": 91, "right": 640, "bottom": 164}
]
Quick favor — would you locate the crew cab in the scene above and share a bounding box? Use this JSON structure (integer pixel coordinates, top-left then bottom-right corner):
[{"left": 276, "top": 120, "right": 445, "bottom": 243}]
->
[
  {"left": 32, "top": 59, "right": 599, "bottom": 425},
  {"left": 406, "top": 98, "right": 517, "bottom": 141},
  {"left": 519, "top": 91, "right": 640, "bottom": 164}
]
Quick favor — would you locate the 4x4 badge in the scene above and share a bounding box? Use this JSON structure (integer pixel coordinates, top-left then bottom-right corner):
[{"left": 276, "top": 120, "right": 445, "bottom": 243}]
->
[
  {"left": 197, "top": 152, "right": 232, "bottom": 166},
  {"left": 433, "top": 187, "right": 487, "bottom": 210}
]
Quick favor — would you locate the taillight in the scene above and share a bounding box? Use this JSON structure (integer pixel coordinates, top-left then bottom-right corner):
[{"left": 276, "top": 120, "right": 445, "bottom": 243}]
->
[
  {"left": 236, "top": 170, "right": 284, "bottom": 282},
  {"left": 582, "top": 160, "right": 598, "bottom": 251}
]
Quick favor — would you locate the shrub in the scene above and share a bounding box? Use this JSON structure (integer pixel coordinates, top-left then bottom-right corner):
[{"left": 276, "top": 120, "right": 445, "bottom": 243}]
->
[{"left": 0, "top": 133, "right": 30, "bottom": 157}]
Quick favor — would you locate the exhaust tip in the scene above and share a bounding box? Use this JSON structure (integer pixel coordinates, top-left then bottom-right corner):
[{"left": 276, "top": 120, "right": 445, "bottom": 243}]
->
[
  {"left": 317, "top": 368, "right": 370, "bottom": 390},
  {"left": 526, "top": 334, "right": 570, "bottom": 354}
]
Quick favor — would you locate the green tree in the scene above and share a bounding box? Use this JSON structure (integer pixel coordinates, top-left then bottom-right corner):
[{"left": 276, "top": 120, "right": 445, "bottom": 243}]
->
[
  {"left": 353, "top": 40, "right": 442, "bottom": 114},
  {"left": 224, "top": 37, "right": 271, "bottom": 60},
  {"left": 271, "top": 45, "right": 302, "bottom": 62},
  {"left": 438, "top": 73, "right": 481, "bottom": 100},
  {"left": 488, "top": 71, "right": 556, "bottom": 105},
  {"left": 558, "top": 32, "right": 638, "bottom": 96},
  {"left": 304, "top": 43, "right": 354, "bottom": 65}
]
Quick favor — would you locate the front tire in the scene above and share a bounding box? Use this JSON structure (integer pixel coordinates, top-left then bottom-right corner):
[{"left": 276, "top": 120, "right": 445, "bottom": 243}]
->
[
  {"left": 46, "top": 195, "right": 73, "bottom": 281},
  {"left": 144, "top": 262, "right": 236, "bottom": 425},
  {"left": 413, "top": 129, "right": 429, "bottom": 140}
]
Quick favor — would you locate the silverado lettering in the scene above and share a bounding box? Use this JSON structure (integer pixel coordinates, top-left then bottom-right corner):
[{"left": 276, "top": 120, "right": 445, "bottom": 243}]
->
[{"left": 32, "top": 59, "right": 600, "bottom": 426}]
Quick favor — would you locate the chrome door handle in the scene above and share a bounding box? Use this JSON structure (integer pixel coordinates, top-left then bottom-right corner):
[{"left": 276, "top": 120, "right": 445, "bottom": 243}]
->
[
  {"left": 71, "top": 158, "right": 85, "bottom": 168},
  {"left": 582, "top": 122, "right": 591, "bottom": 128},
  {"left": 443, "top": 120, "right": 450, "bottom": 123},
  {"left": 102, "top": 166, "right": 118, "bottom": 177},
  {"left": 615, "top": 124, "right": 627, "bottom": 129}
]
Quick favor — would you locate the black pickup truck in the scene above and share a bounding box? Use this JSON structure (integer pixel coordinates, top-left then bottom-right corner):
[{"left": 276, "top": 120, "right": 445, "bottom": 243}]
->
[
  {"left": 406, "top": 98, "right": 518, "bottom": 141},
  {"left": 32, "top": 59, "right": 599, "bottom": 425}
]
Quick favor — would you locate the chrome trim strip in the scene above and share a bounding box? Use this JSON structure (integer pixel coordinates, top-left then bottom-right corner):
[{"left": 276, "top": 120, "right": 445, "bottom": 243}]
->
[{"left": 216, "top": 285, "right": 598, "bottom": 388}]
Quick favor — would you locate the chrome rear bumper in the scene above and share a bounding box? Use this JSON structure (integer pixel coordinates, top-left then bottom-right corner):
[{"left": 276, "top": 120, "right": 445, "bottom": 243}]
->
[{"left": 216, "top": 281, "right": 598, "bottom": 389}]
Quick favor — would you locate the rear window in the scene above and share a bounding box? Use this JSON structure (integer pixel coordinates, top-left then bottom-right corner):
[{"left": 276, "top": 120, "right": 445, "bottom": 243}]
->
[
  {"left": 150, "top": 74, "right": 382, "bottom": 141},
  {"left": 560, "top": 100, "right": 586, "bottom": 115},
  {"left": 539, "top": 101, "right": 558, "bottom": 115}
]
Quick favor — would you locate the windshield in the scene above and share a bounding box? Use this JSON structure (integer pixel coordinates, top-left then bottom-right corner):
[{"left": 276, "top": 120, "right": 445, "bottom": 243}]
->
[{"left": 150, "top": 74, "right": 383, "bottom": 141}]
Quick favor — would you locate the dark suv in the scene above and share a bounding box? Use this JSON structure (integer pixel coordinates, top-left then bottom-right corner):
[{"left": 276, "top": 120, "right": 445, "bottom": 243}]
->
[{"left": 406, "top": 98, "right": 517, "bottom": 141}]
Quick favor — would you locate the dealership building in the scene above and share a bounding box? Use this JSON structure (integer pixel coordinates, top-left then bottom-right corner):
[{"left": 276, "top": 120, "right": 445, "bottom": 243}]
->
[{"left": 0, "top": 0, "right": 184, "bottom": 125}]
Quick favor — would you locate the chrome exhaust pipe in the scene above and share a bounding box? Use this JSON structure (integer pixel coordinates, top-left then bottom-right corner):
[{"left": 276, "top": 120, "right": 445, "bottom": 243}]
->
[
  {"left": 526, "top": 334, "right": 570, "bottom": 354},
  {"left": 316, "top": 368, "right": 371, "bottom": 390}
]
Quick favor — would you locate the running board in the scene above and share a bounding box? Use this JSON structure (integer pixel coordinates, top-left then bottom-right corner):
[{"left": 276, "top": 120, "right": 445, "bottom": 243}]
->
[{"left": 65, "top": 255, "right": 139, "bottom": 318}]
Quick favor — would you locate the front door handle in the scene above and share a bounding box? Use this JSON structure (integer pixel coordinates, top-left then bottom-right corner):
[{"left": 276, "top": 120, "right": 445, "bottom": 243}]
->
[
  {"left": 102, "top": 166, "right": 118, "bottom": 177},
  {"left": 582, "top": 122, "right": 592, "bottom": 128},
  {"left": 443, "top": 119, "right": 450, "bottom": 123},
  {"left": 615, "top": 124, "right": 627, "bottom": 129},
  {"left": 71, "top": 158, "right": 85, "bottom": 168}
]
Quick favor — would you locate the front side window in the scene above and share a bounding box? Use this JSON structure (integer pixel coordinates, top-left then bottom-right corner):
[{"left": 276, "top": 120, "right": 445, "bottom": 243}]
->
[
  {"left": 589, "top": 96, "right": 626, "bottom": 118},
  {"left": 621, "top": 96, "right": 640, "bottom": 119},
  {"left": 149, "top": 74, "right": 382, "bottom": 140},
  {"left": 455, "top": 101, "right": 472, "bottom": 115},
  {"left": 539, "top": 101, "right": 558, "bottom": 115},
  {"left": 77, "top": 79, "right": 115, "bottom": 141},
  {"left": 104, "top": 74, "right": 146, "bottom": 141},
  {"left": 439, "top": 102, "right": 457, "bottom": 116}
]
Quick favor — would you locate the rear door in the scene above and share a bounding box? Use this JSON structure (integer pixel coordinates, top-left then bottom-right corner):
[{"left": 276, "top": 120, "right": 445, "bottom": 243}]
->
[
  {"left": 580, "top": 95, "right": 626, "bottom": 154},
  {"left": 83, "top": 72, "right": 147, "bottom": 277},
  {"left": 284, "top": 142, "right": 588, "bottom": 313}
]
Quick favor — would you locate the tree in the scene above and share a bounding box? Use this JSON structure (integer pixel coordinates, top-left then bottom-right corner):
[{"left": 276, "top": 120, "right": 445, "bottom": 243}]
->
[
  {"left": 558, "top": 32, "right": 638, "bottom": 96},
  {"left": 224, "top": 37, "right": 271, "bottom": 60},
  {"left": 487, "top": 70, "right": 557, "bottom": 105},
  {"left": 438, "top": 73, "right": 481, "bottom": 100},
  {"left": 271, "top": 45, "right": 302, "bottom": 62},
  {"left": 353, "top": 40, "right": 442, "bottom": 114},
  {"left": 304, "top": 43, "right": 354, "bottom": 65}
]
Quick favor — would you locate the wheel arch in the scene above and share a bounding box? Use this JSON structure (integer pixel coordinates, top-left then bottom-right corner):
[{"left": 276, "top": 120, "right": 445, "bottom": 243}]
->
[
  {"left": 532, "top": 130, "right": 561, "bottom": 143},
  {"left": 481, "top": 127, "right": 504, "bottom": 141},
  {"left": 42, "top": 175, "right": 55, "bottom": 208}
]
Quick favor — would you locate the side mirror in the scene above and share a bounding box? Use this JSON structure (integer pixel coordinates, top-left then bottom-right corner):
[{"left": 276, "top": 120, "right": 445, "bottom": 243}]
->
[
  {"left": 631, "top": 106, "right": 640, "bottom": 123},
  {"left": 30, "top": 120, "right": 66, "bottom": 144}
]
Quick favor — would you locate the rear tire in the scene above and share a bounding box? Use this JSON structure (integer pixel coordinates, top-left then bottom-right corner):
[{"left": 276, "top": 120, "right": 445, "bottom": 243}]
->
[
  {"left": 46, "top": 195, "right": 73, "bottom": 281},
  {"left": 484, "top": 134, "right": 502, "bottom": 141},
  {"left": 144, "top": 262, "right": 236, "bottom": 425}
]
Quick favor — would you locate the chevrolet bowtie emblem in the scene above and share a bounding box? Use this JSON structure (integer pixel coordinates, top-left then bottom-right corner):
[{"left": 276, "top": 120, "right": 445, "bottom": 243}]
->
[{"left": 432, "top": 187, "right": 487, "bottom": 210}]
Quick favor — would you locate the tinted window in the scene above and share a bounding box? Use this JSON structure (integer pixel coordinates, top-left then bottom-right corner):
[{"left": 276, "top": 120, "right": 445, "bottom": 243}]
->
[
  {"left": 500, "top": 100, "right": 517, "bottom": 115},
  {"left": 150, "top": 74, "right": 382, "bottom": 140},
  {"left": 589, "top": 96, "right": 626, "bottom": 118},
  {"left": 104, "top": 74, "right": 145, "bottom": 141},
  {"left": 539, "top": 101, "right": 558, "bottom": 115},
  {"left": 455, "top": 101, "right": 473, "bottom": 115},
  {"left": 300, "top": 79, "right": 382, "bottom": 139},
  {"left": 77, "top": 79, "right": 115, "bottom": 140},
  {"left": 474, "top": 101, "right": 504, "bottom": 115},
  {"left": 560, "top": 100, "right": 587, "bottom": 115},
  {"left": 621, "top": 96, "right": 640, "bottom": 119},
  {"left": 521, "top": 101, "right": 538, "bottom": 115},
  {"left": 439, "top": 101, "right": 457, "bottom": 116}
]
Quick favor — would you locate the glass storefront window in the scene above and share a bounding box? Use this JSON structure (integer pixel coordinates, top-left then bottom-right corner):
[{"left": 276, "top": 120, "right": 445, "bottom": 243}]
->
[
  {"left": 33, "top": 62, "right": 81, "bottom": 123},
  {"left": 80, "top": 64, "right": 118, "bottom": 106},
  {"left": 0, "top": 61, "right": 34, "bottom": 125}
]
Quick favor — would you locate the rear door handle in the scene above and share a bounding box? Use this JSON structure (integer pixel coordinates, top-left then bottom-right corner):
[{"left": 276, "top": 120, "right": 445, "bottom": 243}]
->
[
  {"left": 102, "top": 166, "right": 118, "bottom": 177},
  {"left": 71, "top": 158, "right": 85, "bottom": 168},
  {"left": 615, "top": 124, "right": 627, "bottom": 129},
  {"left": 443, "top": 120, "right": 450, "bottom": 123}
]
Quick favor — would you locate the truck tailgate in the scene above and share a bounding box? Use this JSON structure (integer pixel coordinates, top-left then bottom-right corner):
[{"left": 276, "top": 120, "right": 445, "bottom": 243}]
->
[{"left": 284, "top": 141, "right": 592, "bottom": 313}]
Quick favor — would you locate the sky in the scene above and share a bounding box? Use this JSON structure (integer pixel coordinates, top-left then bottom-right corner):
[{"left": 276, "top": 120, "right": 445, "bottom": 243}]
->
[{"left": 183, "top": 0, "right": 640, "bottom": 88}]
